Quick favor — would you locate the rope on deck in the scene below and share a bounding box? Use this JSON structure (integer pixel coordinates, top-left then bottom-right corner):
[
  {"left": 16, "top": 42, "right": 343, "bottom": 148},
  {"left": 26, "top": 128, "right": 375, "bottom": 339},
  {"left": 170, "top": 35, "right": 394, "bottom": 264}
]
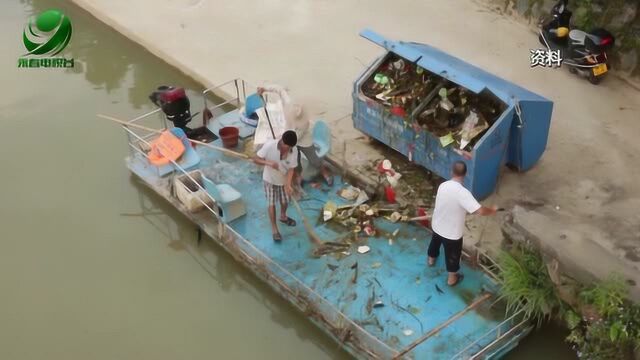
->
[{"left": 393, "top": 293, "right": 492, "bottom": 359}]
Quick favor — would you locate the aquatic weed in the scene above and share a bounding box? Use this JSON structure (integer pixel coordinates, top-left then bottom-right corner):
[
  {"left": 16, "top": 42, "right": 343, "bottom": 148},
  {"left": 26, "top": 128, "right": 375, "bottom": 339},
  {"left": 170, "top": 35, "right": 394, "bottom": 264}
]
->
[{"left": 497, "top": 245, "right": 561, "bottom": 327}]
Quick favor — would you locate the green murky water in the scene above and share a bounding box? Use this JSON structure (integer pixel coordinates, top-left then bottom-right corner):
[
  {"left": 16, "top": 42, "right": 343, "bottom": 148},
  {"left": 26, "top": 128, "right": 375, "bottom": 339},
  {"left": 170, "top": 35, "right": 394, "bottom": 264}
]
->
[{"left": 0, "top": 1, "right": 576, "bottom": 359}]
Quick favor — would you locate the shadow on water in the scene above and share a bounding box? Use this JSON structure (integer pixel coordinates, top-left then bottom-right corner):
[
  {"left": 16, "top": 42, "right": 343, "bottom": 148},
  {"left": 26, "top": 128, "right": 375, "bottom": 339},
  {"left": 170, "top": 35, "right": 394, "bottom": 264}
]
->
[{"left": 126, "top": 176, "right": 351, "bottom": 359}]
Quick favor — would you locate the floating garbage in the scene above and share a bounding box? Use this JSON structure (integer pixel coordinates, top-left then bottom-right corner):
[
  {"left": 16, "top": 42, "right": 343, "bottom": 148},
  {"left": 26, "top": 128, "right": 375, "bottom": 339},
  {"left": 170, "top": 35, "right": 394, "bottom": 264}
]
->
[
  {"left": 403, "top": 329, "right": 414, "bottom": 336},
  {"left": 389, "top": 212, "right": 402, "bottom": 223},
  {"left": 371, "top": 262, "right": 382, "bottom": 269},
  {"left": 373, "top": 300, "right": 385, "bottom": 308},
  {"left": 357, "top": 245, "right": 371, "bottom": 254}
]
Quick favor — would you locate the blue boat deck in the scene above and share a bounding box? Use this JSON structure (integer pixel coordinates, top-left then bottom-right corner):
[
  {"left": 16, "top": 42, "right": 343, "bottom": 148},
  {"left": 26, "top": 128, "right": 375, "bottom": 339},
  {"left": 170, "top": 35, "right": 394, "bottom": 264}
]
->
[{"left": 125, "top": 122, "right": 529, "bottom": 359}]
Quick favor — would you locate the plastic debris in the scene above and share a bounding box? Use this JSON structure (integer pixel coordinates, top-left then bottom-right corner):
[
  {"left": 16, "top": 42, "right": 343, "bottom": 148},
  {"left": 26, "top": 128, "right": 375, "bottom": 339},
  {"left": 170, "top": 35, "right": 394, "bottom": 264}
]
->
[
  {"left": 338, "top": 185, "right": 361, "bottom": 201},
  {"left": 363, "top": 225, "right": 375, "bottom": 236},
  {"left": 386, "top": 172, "right": 402, "bottom": 188},
  {"left": 391, "top": 105, "right": 407, "bottom": 117},
  {"left": 385, "top": 185, "right": 396, "bottom": 203},
  {"left": 388, "top": 238, "right": 393, "bottom": 245},
  {"left": 357, "top": 245, "right": 371, "bottom": 254},
  {"left": 392, "top": 59, "right": 405, "bottom": 70},
  {"left": 459, "top": 110, "right": 488, "bottom": 150},
  {"left": 374, "top": 73, "right": 390, "bottom": 85},
  {"left": 378, "top": 159, "right": 393, "bottom": 174},
  {"left": 403, "top": 329, "right": 414, "bottom": 336},
  {"left": 365, "top": 209, "right": 375, "bottom": 216},
  {"left": 371, "top": 262, "right": 382, "bottom": 269},
  {"left": 323, "top": 201, "right": 337, "bottom": 222},
  {"left": 439, "top": 133, "right": 455, "bottom": 147},
  {"left": 389, "top": 212, "right": 402, "bottom": 223},
  {"left": 373, "top": 300, "right": 385, "bottom": 308},
  {"left": 392, "top": 228, "right": 399, "bottom": 237}
]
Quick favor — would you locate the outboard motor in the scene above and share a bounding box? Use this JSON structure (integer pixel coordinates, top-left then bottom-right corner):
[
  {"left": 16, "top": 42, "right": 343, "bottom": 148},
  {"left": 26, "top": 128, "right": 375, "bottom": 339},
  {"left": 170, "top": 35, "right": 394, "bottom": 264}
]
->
[{"left": 149, "top": 86, "right": 193, "bottom": 130}]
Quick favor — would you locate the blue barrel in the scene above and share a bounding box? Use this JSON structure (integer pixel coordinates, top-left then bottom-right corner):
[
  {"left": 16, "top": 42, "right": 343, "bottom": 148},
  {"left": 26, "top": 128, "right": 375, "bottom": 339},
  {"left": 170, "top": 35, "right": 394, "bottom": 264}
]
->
[{"left": 353, "top": 29, "right": 554, "bottom": 199}]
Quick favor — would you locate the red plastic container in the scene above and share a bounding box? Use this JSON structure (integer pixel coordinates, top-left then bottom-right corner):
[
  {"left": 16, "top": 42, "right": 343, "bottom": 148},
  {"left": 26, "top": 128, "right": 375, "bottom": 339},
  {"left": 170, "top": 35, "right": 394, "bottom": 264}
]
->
[
  {"left": 384, "top": 185, "right": 396, "bottom": 203},
  {"left": 219, "top": 126, "right": 239, "bottom": 148},
  {"left": 417, "top": 207, "right": 430, "bottom": 228}
]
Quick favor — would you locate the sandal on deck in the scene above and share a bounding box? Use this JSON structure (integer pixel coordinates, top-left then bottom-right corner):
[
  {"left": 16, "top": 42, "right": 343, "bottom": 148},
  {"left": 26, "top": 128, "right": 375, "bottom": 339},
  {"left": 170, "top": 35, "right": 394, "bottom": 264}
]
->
[
  {"left": 273, "top": 233, "right": 282, "bottom": 242},
  {"left": 448, "top": 274, "right": 464, "bottom": 287},
  {"left": 279, "top": 217, "right": 297, "bottom": 227}
]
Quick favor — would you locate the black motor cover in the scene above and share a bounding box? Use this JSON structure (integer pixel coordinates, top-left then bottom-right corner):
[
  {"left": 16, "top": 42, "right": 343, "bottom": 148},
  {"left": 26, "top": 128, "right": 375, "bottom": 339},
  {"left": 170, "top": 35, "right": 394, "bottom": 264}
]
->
[{"left": 148, "top": 85, "right": 192, "bottom": 129}]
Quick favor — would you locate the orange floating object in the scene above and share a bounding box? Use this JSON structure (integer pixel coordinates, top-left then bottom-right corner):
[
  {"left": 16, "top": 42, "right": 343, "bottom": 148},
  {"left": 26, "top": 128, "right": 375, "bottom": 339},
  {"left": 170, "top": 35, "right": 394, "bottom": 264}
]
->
[{"left": 147, "top": 130, "right": 186, "bottom": 166}]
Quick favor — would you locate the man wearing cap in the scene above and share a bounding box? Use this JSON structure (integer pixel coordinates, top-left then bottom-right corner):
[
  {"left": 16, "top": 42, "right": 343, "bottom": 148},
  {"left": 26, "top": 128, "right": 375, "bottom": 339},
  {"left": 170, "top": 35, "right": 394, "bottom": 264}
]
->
[
  {"left": 426, "top": 161, "right": 498, "bottom": 286},
  {"left": 257, "top": 85, "right": 333, "bottom": 187},
  {"left": 253, "top": 130, "right": 299, "bottom": 242}
]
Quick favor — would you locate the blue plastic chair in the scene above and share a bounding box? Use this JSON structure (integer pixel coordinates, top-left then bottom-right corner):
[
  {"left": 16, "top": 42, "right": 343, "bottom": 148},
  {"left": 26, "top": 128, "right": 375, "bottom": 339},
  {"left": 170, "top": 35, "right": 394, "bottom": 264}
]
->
[
  {"left": 244, "top": 93, "right": 264, "bottom": 117},
  {"left": 201, "top": 175, "right": 246, "bottom": 223},
  {"left": 312, "top": 120, "right": 331, "bottom": 158}
]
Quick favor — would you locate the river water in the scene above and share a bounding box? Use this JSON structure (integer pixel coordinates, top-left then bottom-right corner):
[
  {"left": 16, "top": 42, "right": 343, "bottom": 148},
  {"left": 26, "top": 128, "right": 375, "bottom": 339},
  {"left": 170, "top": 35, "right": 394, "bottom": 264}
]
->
[{"left": 0, "top": 1, "right": 575, "bottom": 359}]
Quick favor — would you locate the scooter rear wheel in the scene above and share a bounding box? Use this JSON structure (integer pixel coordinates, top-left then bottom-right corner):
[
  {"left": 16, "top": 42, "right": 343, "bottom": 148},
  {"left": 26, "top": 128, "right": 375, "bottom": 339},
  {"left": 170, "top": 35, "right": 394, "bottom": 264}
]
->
[{"left": 588, "top": 73, "right": 603, "bottom": 85}]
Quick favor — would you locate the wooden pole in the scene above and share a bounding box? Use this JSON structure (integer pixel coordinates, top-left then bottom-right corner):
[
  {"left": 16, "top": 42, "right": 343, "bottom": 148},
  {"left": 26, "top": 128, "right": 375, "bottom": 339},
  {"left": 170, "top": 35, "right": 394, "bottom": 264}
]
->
[
  {"left": 393, "top": 293, "right": 492, "bottom": 359},
  {"left": 97, "top": 114, "right": 250, "bottom": 159},
  {"left": 260, "top": 94, "right": 276, "bottom": 140}
]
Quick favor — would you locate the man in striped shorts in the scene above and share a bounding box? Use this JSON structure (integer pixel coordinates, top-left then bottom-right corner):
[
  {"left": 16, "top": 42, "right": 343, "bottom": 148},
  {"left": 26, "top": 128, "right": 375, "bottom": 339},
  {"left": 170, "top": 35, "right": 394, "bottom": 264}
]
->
[{"left": 253, "top": 130, "right": 299, "bottom": 242}]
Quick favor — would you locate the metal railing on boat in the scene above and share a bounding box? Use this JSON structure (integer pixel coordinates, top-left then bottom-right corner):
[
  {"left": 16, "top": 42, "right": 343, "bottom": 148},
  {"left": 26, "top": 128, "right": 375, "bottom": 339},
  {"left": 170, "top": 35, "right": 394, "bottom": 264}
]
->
[
  {"left": 118, "top": 111, "right": 402, "bottom": 358},
  {"left": 116, "top": 79, "right": 532, "bottom": 359}
]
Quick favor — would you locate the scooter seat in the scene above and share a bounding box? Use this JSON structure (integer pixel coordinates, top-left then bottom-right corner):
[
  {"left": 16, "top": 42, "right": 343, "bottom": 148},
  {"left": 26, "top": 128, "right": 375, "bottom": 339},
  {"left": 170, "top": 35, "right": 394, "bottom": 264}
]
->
[{"left": 569, "top": 29, "right": 586, "bottom": 45}]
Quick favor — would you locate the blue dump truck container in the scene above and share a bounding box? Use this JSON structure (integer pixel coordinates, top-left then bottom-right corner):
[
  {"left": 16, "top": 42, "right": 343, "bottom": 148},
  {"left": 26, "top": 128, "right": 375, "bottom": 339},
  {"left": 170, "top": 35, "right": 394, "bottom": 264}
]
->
[{"left": 353, "top": 29, "right": 554, "bottom": 199}]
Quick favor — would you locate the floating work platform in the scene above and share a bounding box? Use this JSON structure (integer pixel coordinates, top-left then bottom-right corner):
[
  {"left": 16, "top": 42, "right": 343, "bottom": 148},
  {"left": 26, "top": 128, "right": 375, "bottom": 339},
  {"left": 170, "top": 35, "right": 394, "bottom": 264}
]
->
[{"left": 117, "top": 79, "right": 531, "bottom": 359}]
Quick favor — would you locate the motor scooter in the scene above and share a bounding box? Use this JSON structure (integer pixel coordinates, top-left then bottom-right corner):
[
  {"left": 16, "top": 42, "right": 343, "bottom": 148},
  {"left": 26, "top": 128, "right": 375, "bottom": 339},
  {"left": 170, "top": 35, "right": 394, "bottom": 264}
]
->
[{"left": 538, "top": 0, "right": 615, "bottom": 84}]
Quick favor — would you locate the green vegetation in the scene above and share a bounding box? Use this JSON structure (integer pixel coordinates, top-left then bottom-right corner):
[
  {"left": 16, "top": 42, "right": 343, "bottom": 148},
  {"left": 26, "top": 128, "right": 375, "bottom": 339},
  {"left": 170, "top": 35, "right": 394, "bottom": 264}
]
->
[
  {"left": 498, "top": 244, "right": 640, "bottom": 359},
  {"left": 566, "top": 275, "right": 640, "bottom": 359},
  {"left": 497, "top": 245, "right": 563, "bottom": 327}
]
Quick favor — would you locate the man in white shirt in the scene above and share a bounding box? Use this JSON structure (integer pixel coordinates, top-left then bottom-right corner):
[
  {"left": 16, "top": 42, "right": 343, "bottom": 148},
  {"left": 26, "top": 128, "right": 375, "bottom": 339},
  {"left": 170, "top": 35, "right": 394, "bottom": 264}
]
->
[
  {"left": 253, "top": 130, "right": 299, "bottom": 242},
  {"left": 428, "top": 161, "right": 498, "bottom": 286},
  {"left": 257, "top": 85, "right": 333, "bottom": 186}
]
